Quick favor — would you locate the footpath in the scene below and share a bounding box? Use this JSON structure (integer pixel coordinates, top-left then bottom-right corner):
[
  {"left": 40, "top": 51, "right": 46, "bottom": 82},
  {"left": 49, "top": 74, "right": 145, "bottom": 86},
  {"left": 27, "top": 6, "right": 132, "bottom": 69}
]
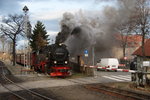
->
[{"left": 4, "top": 60, "right": 37, "bottom": 76}]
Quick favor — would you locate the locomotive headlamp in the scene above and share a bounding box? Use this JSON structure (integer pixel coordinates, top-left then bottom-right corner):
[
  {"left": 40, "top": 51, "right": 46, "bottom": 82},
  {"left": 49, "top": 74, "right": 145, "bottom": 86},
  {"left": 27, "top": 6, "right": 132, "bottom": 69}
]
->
[
  {"left": 54, "top": 61, "right": 57, "bottom": 64},
  {"left": 65, "top": 61, "right": 68, "bottom": 64},
  {"left": 59, "top": 43, "right": 62, "bottom": 46}
]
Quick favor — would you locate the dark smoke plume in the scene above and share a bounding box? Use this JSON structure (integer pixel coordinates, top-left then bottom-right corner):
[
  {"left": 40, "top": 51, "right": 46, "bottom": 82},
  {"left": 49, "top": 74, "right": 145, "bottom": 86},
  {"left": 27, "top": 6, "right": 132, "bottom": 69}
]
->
[{"left": 55, "top": 0, "right": 137, "bottom": 64}]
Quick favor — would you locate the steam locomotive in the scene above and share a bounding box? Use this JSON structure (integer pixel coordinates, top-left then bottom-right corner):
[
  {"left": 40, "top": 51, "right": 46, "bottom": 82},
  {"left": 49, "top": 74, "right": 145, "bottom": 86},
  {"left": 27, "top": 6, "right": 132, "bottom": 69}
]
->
[{"left": 16, "top": 43, "right": 71, "bottom": 77}]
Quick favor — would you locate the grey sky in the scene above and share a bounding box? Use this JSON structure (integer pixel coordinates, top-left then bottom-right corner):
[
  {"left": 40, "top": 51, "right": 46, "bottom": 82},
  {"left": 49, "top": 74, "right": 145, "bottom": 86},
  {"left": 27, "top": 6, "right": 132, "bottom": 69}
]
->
[{"left": 0, "top": 0, "right": 115, "bottom": 48}]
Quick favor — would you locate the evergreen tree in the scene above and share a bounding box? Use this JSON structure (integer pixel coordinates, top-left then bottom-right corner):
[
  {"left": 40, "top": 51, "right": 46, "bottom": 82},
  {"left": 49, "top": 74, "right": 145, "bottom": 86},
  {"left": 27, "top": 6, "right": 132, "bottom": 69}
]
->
[{"left": 30, "top": 21, "right": 49, "bottom": 51}]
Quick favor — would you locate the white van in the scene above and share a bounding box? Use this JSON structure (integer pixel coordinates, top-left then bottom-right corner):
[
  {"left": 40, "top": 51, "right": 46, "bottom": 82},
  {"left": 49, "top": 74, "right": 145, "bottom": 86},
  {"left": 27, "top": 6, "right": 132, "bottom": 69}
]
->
[{"left": 97, "top": 58, "right": 119, "bottom": 71}]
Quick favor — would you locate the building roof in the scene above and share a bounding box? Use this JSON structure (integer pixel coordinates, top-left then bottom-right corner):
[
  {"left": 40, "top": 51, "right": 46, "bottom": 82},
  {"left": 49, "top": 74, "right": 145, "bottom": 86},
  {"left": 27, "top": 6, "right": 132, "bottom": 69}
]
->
[
  {"left": 133, "top": 39, "right": 150, "bottom": 56},
  {"left": 116, "top": 34, "right": 143, "bottom": 47}
]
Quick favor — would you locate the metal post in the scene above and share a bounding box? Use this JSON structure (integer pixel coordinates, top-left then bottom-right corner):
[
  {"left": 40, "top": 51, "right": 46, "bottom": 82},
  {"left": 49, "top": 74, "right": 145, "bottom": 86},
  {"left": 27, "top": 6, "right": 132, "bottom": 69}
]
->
[
  {"left": 28, "top": 41, "right": 31, "bottom": 69},
  {"left": 92, "top": 46, "right": 97, "bottom": 78},
  {"left": 23, "top": 39, "right": 25, "bottom": 75},
  {"left": 92, "top": 46, "right": 95, "bottom": 66},
  {"left": 28, "top": 42, "right": 30, "bottom": 69}
]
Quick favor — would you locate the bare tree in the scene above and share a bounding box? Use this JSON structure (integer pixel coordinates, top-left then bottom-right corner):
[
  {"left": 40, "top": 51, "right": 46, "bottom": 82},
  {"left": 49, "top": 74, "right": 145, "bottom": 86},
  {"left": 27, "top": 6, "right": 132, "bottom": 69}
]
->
[
  {"left": 116, "top": 10, "right": 137, "bottom": 59},
  {"left": 114, "top": 0, "right": 137, "bottom": 58},
  {"left": 117, "top": 22, "right": 133, "bottom": 58},
  {"left": 116, "top": 0, "right": 150, "bottom": 59},
  {"left": 0, "top": 14, "right": 24, "bottom": 66},
  {"left": 135, "top": 0, "right": 150, "bottom": 57}
]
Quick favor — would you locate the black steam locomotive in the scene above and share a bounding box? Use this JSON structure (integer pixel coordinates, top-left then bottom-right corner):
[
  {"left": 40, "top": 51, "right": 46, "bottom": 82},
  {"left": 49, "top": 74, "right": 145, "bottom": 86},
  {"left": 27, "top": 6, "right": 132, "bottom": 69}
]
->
[{"left": 16, "top": 43, "right": 71, "bottom": 77}]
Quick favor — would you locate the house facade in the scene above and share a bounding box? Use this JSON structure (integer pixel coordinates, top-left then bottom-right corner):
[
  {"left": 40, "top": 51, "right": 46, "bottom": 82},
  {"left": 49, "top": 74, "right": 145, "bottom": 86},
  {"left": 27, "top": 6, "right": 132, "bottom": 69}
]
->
[
  {"left": 116, "top": 34, "right": 143, "bottom": 60},
  {"left": 132, "top": 39, "right": 150, "bottom": 71}
]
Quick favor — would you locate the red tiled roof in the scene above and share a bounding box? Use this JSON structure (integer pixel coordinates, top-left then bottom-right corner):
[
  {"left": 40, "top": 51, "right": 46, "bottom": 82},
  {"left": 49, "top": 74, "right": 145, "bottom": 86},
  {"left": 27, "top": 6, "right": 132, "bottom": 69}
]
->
[
  {"left": 133, "top": 39, "right": 150, "bottom": 56},
  {"left": 116, "top": 34, "right": 142, "bottom": 41},
  {"left": 115, "top": 34, "right": 143, "bottom": 47}
]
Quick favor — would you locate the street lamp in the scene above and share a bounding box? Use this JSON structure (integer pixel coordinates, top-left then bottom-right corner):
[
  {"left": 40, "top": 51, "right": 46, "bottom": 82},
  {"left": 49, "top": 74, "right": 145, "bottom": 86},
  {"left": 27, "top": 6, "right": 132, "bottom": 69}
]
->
[
  {"left": 23, "top": 6, "right": 30, "bottom": 69},
  {"left": 23, "top": 6, "right": 29, "bottom": 14}
]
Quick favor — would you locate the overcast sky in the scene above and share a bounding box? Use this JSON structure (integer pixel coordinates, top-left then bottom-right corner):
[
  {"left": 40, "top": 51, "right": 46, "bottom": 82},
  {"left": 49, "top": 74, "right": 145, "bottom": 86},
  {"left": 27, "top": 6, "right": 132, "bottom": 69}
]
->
[{"left": 0, "top": 0, "right": 115, "bottom": 48}]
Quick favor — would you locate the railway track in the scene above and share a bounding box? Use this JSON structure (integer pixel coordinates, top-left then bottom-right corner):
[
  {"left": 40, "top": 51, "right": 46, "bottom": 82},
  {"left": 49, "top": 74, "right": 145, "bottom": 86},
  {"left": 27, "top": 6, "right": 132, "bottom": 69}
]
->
[
  {"left": 67, "top": 77, "right": 150, "bottom": 100},
  {"left": 0, "top": 61, "right": 53, "bottom": 100},
  {"left": 85, "top": 84, "right": 150, "bottom": 100}
]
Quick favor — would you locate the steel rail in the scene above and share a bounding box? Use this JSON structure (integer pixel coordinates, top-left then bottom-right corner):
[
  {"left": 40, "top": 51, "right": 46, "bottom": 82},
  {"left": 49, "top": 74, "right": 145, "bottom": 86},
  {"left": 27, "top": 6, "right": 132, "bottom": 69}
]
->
[
  {"left": 2, "top": 75, "right": 53, "bottom": 100},
  {"left": 0, "top": 61, "right": 53, "bottom": 100},
  {"left": 0, "top": 63, "right": 26, "bottom": 100},
  {"left": 1, "top": 82, "right": 26, "bottom": 100},
  {"left": 85, "top": 84, "right": 150, "bottom": 100},
  {"left": 67, "top": 78, "right": 150, "bottom": 100}
]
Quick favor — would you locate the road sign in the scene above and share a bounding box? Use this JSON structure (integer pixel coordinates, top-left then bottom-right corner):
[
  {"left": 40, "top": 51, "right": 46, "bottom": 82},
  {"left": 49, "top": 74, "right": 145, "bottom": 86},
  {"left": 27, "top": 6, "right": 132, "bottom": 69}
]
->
[
  {"left": 84, "top": 50, "right": 88, "bottom": 54},
  {"left": 84, "top": 50, "right": 88, "bottom": 57},
  {"left": 85, "top": 54, "right": 88, "bottom": 57}
]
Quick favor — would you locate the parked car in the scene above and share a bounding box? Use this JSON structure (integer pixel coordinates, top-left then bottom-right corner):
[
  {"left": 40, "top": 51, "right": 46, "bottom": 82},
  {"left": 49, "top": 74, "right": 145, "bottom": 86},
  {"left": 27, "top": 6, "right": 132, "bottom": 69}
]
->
[{"left": 97, "top": 58, "right": 119, "bottom": 71}]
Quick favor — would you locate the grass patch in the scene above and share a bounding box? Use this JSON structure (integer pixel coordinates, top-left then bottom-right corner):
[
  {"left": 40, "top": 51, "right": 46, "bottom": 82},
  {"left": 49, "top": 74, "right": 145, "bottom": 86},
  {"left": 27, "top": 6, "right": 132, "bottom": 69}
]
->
[{"left": 67, "top": 72, "right": 88, "bottom": 79}]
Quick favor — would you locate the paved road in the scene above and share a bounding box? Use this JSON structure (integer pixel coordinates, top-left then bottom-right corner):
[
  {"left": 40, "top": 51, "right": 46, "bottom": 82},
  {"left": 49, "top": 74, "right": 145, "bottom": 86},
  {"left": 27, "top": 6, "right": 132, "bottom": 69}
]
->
[{"left": 96, "top": 71, "right": 131, "bottom": 82}]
